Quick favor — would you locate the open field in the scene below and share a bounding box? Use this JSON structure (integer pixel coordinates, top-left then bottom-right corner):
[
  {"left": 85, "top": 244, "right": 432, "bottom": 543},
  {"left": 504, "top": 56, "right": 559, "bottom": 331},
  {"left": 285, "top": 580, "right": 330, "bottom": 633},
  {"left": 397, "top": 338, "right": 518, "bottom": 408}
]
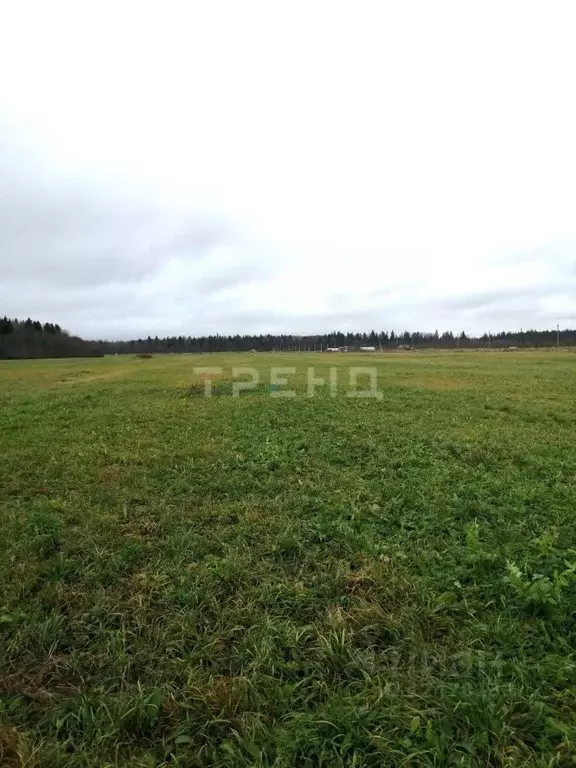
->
[{"left": 2, "top": 351, "right": 576, "bottom": 766}]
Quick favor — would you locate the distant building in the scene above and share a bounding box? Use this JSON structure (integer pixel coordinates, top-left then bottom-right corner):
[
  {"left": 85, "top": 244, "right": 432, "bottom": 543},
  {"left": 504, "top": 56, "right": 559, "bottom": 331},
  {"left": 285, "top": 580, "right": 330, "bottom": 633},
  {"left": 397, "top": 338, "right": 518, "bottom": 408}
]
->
[{"left": 359, "top": 346, "right": 376, "bottom": 352}]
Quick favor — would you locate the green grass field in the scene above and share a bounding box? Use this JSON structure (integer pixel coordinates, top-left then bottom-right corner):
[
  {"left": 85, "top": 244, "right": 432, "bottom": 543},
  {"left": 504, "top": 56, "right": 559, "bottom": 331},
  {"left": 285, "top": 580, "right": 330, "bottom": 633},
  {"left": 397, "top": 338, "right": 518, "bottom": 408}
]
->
[{"left": 2, "top": 351, "right": 576, "bottom": 766}]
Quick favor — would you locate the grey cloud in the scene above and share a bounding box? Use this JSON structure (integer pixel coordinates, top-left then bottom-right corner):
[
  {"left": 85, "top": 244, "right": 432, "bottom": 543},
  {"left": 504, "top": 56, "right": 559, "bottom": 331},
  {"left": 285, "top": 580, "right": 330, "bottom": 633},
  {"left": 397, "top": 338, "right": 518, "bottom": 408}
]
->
[
  {"left": 0, "top": 126, "right": 272, "bottom": 336},
  {"left": 2, "top": 120, "right": 575, "bottom": 340},
  {"left": 193, "top": 264, "right": 275, "bottom": 296},
  {"left": 432, "top": 283, "right": 575, "bottom": 313},
  {"left": 203, "top": 307, "right": 399, "bottom": 336},
  {"left": 203, "top": 274, "right": 576, "bottom": 338},
  {"left": 0, "top": 122, "right": 240, "bottom": 287},
  {"left": 326, "top": 288, "right": 395, "bottom": 312},
  {"left": 0, "top": 183, "right": 234, "bottom": 288}
]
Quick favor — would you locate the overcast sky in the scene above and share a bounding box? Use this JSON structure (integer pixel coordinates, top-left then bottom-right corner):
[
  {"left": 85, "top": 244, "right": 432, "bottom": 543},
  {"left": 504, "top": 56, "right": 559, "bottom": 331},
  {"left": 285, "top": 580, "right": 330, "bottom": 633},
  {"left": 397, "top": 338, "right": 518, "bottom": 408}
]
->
[{"left": 1, "top": 1, "right": 575, "bottom": 340}]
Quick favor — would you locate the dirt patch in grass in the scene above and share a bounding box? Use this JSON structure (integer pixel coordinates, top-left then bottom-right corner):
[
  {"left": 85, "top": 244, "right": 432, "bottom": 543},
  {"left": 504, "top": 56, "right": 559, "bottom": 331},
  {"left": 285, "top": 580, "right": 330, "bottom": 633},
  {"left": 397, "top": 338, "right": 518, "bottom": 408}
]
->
[{"left": 0, "top": 726, "right": 23, "bottom": 768}]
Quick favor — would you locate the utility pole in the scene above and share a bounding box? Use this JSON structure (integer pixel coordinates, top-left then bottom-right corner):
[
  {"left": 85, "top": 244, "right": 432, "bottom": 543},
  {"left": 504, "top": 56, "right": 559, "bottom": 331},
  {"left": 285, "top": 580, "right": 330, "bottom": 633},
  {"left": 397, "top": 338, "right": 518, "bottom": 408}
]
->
[
  {"left": 488, "top": 331, "right": 491, "bottom": 350},
  {"left": 557, "top": 324, "right": 560, "bottom": 351}
]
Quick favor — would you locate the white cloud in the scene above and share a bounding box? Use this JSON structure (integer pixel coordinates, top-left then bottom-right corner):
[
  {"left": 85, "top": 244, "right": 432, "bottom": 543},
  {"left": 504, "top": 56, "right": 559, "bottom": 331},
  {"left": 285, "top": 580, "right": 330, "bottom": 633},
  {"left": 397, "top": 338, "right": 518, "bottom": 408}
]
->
[{"left": 0, "top": 0, "right": 575, "bottom": 338}]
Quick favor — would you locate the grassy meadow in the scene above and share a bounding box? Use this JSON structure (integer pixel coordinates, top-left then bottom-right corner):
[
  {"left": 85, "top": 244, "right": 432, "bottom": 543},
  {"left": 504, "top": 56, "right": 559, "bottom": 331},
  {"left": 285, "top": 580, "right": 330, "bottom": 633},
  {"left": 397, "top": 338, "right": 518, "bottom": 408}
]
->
[{"left": 1, "top": 350, "right": 576, "bottom": 766}]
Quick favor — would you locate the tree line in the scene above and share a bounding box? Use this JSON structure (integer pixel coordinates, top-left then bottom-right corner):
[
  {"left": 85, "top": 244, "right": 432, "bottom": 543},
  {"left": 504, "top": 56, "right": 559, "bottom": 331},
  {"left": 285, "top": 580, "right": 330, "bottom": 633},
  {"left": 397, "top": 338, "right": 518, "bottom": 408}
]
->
[
  {"left": 102, "top": 328, "right": 575, "bottom": 353},
  {"left": 1, "top": 315, "right": 575, "bottom": 358},
  {"left": 0, "top": 316, "right": 103, "bottom": 358}
]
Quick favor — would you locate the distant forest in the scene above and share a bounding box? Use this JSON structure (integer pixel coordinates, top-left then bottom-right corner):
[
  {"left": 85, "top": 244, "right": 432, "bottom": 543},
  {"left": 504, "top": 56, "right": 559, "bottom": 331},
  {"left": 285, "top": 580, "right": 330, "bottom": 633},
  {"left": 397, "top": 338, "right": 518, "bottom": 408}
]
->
[
  {"left": 0, "top": 317, "right": 103, "bottom": 359},
  {"left": 1, "top": 315, "right": 575, "bottom": 359}
]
